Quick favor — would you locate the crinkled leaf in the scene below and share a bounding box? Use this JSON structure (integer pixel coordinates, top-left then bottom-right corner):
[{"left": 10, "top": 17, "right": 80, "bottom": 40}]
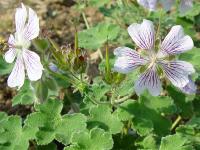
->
[
  {"left": 136, "top": 134, "right": 158, "bottom": 150},
  {"left": 64, "top": 128, "right": 113, "bottom": 150},
  {"left": 175, "top": 117, "right": 200, "bottom": 148},
  {"left": 80, "top": 80, "right": 110, "bottom": 115},
  {"left": 159, "top": 134, "right": 194, "bottom": 150},
  {"left": 88, "top": 105, "right": 123, "bottom": 134},
  {"left": 133, "top": 118, "right": 153, "bottom": 136},
  {"left": 55, "top": 113, "right": 87, "bottom": 144},
  {"left": 0, "top": 113, "right": 36, "bottom": 150},
  {"left": 25, "top": 99, "right": 87, "bottom": 145}
]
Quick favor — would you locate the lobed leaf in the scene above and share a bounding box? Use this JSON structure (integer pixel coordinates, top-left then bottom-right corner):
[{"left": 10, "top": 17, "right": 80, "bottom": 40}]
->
[
  {"left": 116, "top": 99, "right": 172, "bottom": 136},
  {"left": 0, "top": 112, "right": 36, "bottom": 150},
  {"left": 64, "top": 128, "right": 113, "bottom": 150},
  {"left": 25, "top": 99, "right": 87, "bottom": 145},
  {"left": 88, "top": 105, "right": 123, "bottom": 134},
  {"left": 159, "top": 134, "right": 194, "bottom": 150}
]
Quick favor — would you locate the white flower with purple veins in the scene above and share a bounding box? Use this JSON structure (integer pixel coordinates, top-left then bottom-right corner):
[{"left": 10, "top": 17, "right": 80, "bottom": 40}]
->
[
  {"left": 137, "top": 0, "right": 193, "bottom": 13},
  {"left": 4, "top": 3, "right": 43, "bottom": 89},
  {"left": 114, "top": 19, "right": 196, "bottom": 96}
]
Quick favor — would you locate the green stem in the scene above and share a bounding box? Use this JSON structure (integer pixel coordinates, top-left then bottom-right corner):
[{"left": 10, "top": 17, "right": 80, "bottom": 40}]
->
[
  {"left": 114, "top": 94, "right": 133, "bottom": 104},
  {"left": 170, "top": 115, "right": 182, "bottom": 131},
  {"left": 84, "top": 94, "right": 110, "bottom": 105},
  {"left": 82, "top": 12, "right": 90, "bottom": 29},
  {"left": 105, "top": 43, "right": 111, "bottom": 80},
  {"left": 155, "top": 10, "right": 164, "bottom": 40}
]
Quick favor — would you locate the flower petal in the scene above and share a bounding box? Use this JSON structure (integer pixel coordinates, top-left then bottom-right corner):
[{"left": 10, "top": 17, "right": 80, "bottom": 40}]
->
[
  {"left": 8, "top": 34, "right": 15, "bottom": 45},
  {"left": 160, "top": 60, "right": 195, "bottom": 88},
  {"left": 23, "top": 49, "right": 43, "bottom": 81},
  {"left": 179, "top": 77, "right": 196, "bottom": 94},
  {"left": 158, "top": 25, "right": 193, "bottom": 57},
  {"left": 23, "top": 7, "right": 39, "bottom": 41},
  {"left": 7, "top": 56, "right": 25, "bottom": 88},
  {"left": 160, "top": 0, "right": 175, "bottom": 11},
  {"left": 128, "top": 19, "right": 155, "bottom": 50},
  {"left": 5, "top": 48, "right": 17, "bottom": 63},
  {"left": 15, "top": 3, "right": 27, "bottom": 33},
  {"left": 5, "top": 35, "right": 17, "bottom": 63},
  {"left": 137, "top": 0, "right": 157, "bottom": 11},
  {"left": 113, "top": 47, "right": 147, "bottom": 74},
  {"left": 180, "top": 0, "right": 193, "bottom": 13},
  {"left": 134, "top": 66, "right": 162, "bottom": 96}
]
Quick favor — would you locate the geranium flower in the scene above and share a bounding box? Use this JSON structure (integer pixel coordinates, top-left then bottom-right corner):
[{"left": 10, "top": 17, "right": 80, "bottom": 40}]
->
[
  {"left": 4, "top": 3, "right": 43, "bottom": 89},
  {"left": 137, "top": 0, "right": 193, "bottom": 13},
  {"left": 113, "top": 19, "right": 196, "bottom": 96}
]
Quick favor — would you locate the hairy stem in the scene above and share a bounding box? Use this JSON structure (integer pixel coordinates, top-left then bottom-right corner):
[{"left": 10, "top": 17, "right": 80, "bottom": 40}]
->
[{"left": 170, "top": 115, "right": 182, "bottom": 131}]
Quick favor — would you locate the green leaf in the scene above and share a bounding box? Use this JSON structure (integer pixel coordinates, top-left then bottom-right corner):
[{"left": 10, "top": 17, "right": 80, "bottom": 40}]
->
[
  {"left": 115, "top": 72, "right": 137, "bottom": 97},
  {"left": 136, "top": 134, "right": 158, "bottom": 150},
  {"left": 25, "top": 99, "right": 87, "bottom": 145},
  {"left": 116, "top": 100, "right": 172, "bottom": 136},
  {"left": 33, "top": 39, "right": 49, "bottom": 52},
  {"left": 36, "top": 80, "right": 49, "bottom": 101},
  {"left": 0, "top": 56, "right": 13, "bottom": 75},
  {"left": 167, "top": 86, "right": 193, "bottom": 118},
  {"left": 88, "top": 0, "right": 110, "bottom": 7},
  {"left": 45, "top": 77, "right": 58, "bottom": 92},
  {"left": 179, "top": 48, "right": 200, "bottom": 71},
  {"left": 78, "top": 23, "right": 120, "bottom": 50},
  {"left": 0, "top": 113, "right": 36, "bottom": 150},
  {"left": 88, "top": 105, "right": 123, "bottom": 134},
  {"left": 159, "top": 134, "right": 194, "bottom": 150},
  {"left": 90, "top": 80, "right": 111, "bottom": 101},
  {"left": 187, "top": 117, "right": 200, "bottom": 128},
  {"left": 175, "top": 117, "right": 200, "bottom": 149},
  {"left": 12, "top": 80, "right": 37, "bottom": 106},
  {"left": 80, "top": 80, "right": 110, "bottom": 115},
  {"left": 55, "top": 113, "right": 87, "bottom": 145},
  {"left": 182, "top": 3, "right": 200, "bottom": 18},
  {"left": 140, "top": 92, "right": 177, "bottom": 115},
  {"left": 133, "top": 118, "right": 154, "bottom": 136},
  {"left": 64, "top": 128, "right": 113, "bottom": 150}
]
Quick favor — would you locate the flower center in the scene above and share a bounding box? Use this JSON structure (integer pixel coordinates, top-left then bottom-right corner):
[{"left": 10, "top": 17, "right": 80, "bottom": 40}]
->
[
  {"left": 15, "top": 32, "right": 31, "bottom": 49},
  {"left": 147, "top": 52, "right": 157, "bottom": 69}
]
